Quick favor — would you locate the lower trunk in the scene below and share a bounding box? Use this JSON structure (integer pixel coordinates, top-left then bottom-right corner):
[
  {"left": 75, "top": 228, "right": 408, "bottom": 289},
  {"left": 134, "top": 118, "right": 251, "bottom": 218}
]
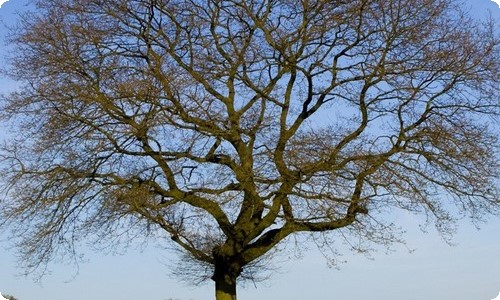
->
[
  {"left": 212, "top": 259, "right": 240, "bottom": 300},
  {"left": 214, "top": 276, "right": 237, "bottom": 300}
]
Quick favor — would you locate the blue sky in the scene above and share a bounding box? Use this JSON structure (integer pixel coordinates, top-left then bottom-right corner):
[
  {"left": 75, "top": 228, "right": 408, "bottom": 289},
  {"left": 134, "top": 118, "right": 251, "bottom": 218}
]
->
[{"left": 0, "top": 1, "right": 499, "bottom": 300}]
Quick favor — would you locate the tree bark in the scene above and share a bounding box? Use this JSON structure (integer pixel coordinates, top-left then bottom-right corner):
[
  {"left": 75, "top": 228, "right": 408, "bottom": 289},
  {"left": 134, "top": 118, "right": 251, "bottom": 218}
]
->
[
  {"left": 212, "top": 257, "right": 240, "bottom": 300},
  {"left": 214, "top": 275, "right": 237, "bottom": 300}
]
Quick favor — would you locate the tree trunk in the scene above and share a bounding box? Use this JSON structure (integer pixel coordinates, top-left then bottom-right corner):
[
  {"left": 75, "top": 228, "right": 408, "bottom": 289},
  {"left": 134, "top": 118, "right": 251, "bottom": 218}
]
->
[
  {"left": 212, "top": 257, "right": 240, "bottom": 300},
  {"left": 214, "top": 275, "right": 237, "bottom": 300}
]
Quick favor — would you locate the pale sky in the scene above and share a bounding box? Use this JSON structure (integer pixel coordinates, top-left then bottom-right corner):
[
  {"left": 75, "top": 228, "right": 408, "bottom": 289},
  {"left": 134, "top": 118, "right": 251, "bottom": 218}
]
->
[
  {"left": 492, "top": 0, "right": 500, "bottom": 8},
  {"left": 0, "top": 0, "right": 8, "bottom": 8},
  {"left": 1, "top": 1, "right": 499, "bottom": 300}
]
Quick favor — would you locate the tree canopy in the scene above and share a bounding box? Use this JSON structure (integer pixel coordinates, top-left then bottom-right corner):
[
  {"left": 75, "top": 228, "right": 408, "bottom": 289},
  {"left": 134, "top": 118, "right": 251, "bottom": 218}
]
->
[{"left": 1, "top": 0, "right": 499, "bottom": 299}]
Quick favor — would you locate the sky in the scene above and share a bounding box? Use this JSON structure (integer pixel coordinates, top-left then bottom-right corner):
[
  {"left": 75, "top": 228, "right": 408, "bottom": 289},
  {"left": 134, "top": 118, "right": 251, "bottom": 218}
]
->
[{"left": 0, "top": 1, "right": 499, "bottom": 300}]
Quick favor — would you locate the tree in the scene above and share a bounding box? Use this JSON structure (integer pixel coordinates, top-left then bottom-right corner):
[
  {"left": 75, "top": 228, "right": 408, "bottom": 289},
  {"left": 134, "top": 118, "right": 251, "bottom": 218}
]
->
[{"left": 0, "top": 0, "right": 499, "bottom": 299}]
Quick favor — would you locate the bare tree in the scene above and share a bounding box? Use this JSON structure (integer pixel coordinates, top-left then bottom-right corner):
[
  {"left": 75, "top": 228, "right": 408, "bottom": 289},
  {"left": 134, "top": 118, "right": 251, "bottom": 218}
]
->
[{"left": 1, "top": 0, "right": 499, "bottom": 299}]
